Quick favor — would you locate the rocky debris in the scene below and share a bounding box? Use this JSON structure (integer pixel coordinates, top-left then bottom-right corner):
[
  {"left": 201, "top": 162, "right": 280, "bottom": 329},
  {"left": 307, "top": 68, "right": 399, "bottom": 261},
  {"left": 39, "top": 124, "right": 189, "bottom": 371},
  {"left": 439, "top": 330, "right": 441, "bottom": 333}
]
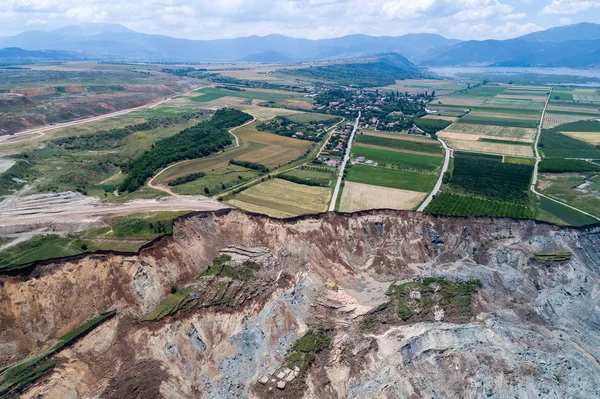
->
[{"left": 2, "top": 210, "right": 600, "bottom": 398}]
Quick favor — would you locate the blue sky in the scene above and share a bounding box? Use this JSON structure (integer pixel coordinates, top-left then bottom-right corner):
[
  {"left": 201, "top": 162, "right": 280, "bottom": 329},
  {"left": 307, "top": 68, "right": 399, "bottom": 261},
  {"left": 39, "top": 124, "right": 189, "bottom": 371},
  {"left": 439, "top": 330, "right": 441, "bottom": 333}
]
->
[{"left": 1, "top": 0, "right": 599, "bottom": 40}]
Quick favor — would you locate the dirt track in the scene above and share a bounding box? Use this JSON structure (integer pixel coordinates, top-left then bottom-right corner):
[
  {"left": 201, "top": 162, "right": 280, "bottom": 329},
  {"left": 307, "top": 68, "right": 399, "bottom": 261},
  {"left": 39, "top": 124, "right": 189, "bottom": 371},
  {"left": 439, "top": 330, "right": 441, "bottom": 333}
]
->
[{"left": 0, "top": 194, "right": 229, "bottom": 234}]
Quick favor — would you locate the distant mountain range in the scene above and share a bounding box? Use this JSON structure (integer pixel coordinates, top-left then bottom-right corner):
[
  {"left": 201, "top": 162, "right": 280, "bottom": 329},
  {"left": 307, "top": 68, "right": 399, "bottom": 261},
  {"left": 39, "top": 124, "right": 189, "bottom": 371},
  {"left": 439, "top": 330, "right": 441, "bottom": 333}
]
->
[
  {"left": 0, "top": 22, "right": 599, "bottom": 67},
  {"left": 420, "top": 23, "right": 600, "bottom": 67},
  {"left": 0, "top": 23, "right": 457, "bottom": 62}
]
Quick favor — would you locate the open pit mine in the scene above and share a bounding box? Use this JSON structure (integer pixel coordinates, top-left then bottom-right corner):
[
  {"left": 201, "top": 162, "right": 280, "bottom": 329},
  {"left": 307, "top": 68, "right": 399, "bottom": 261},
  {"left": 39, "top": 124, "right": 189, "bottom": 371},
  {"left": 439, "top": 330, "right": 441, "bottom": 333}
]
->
[{"left": 1, "top": 209, "right": 599, "bottom": 398}]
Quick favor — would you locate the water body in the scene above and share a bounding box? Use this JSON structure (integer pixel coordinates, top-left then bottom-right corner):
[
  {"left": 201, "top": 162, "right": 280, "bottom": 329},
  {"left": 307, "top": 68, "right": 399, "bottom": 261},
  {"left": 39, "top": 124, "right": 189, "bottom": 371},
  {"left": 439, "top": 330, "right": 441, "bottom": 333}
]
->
[{"left": 428, "top": 67, "right": 600, "bottom": 86}]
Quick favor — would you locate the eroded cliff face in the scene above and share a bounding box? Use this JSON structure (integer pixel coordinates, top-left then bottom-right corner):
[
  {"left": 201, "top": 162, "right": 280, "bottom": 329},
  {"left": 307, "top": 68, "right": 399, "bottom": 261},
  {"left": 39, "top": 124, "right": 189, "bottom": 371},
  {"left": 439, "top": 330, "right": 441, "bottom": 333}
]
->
[{"left": 1, "top": 209, "right": 599, "bottom": 398}]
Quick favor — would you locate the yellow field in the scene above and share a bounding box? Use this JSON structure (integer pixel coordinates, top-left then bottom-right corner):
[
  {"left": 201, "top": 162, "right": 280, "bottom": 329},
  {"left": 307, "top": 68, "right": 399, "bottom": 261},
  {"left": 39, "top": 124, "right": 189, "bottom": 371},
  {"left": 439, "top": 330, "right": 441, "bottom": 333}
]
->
[
  {"left": 245, "top": 107, "right": 303, "bottom": 120},
  {"left": 560, "top": 131, "right": 600, "bottom": 145},
  {"left": 496, "top": 94, "right": 548, "bottom": 102},
  {"left": 430, "top": 97, "right": 485, "bottom": 107},
  {"left": 468, "top": 111, "right": 539, "bottom": 121},
  {"left": 423, "top": 115, "right": 458, "bottom": 122},
  {"left": 339, "top": 181, "right": 426, "bottom": 212},
  {"left": 442, "top": 123, "right": 536, "bottom": 141},
  {"left": 438, "top": 132, "right": 531, "bottom": 143},
  {"left": 445, "top": 139, "right": 534, "bottom": 157},
  {"left": 228, "top": 179, "right": 331, "bottom": 217}
]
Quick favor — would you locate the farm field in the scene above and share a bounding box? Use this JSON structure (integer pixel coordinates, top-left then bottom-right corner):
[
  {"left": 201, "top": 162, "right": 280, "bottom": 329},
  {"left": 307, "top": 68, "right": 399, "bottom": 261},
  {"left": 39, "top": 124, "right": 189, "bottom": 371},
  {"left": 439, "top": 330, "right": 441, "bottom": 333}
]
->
[
  {"left": 351, "top": 145, "right": 442, "bottom": 172},
  {"left": 444, "top": 138, "right": 534, "bottom": 157},
  {"left": 425, "top": 192, "right": 534, "bottom": 219},
  {"left": 280, "top": 168, "right": 334, "bottom": 187},
  {"left": 226, "top": 178, "right": 331, "bottom": 218},
  {"left": 440, "top": 123, "right": 536, "bottom": 141},
  {"left": 355, "top": 134, "right": 443, "bottom": 155},
  {"left": 339, "top": 181, "right": 426, "bottom": 212},
  {"left": 152, "top": 121, "right": 313, "bottom": 185},
  {"left": 459, "top": 114, "right": 538, "bottom": 128},
  {"left": 536, "top": 196, "right": 598, "bottom": 226},
  {"left": 359, "top": 130, "right": 437, "bottom": 143},
  {"left": 538, "top": 173, "right": 600, "bottom": 219},
  {"left": 422, "top": 114, "right": 458, "bottom": 122},
  {"left": 170, "top": 165, "right": 261, "bottom": 196},
  {"left": 345, "top": 164, "right": 437, "bottom": 192},
  {"left": 539, "top": 129, "right": 600, "bottom": 159},
  {"left": 447, "top": 152, "right": 533, "bottom": 203},
  {"left": 191, "top": 87, "right": 298, "bottom": 103},
  {"left": 244, "top": 107, "right": 303, "bottom": 120},
  {"left": 467, "top": 112, "right": 539, "bottom": 121},
  {"left": 542, "top": 112, "right": 598, "bottom": 129},
  {"left": 561, "top": 132, "right": 600, "bottom": 145}
]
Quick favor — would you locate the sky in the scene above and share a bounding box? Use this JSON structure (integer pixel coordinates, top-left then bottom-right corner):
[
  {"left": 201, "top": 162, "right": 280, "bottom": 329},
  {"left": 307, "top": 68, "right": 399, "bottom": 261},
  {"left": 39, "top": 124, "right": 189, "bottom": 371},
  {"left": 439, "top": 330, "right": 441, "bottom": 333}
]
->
[{"left": 0, "top": 0, "right": 599, "bottom": 40}]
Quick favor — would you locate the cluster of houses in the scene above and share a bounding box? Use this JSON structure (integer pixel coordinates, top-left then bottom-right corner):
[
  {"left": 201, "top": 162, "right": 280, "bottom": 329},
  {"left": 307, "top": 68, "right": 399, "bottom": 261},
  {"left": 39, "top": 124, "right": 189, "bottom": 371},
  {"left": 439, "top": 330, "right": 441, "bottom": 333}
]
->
[{"left": 316, "top": 123, "right": 354, "bottom": 168}]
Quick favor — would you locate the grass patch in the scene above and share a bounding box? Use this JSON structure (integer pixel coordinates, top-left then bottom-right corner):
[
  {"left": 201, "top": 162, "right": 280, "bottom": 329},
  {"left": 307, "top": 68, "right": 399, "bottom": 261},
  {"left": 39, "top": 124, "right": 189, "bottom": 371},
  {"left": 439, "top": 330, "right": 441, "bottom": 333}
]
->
[
  {"left": 191, "top": 87, "right": 295, "bottom": 103},
  {"left": 171, "top": 165, "right": 261, "bottom": 196},
  {"left": 0, "top": 311, "right": 115, "bottom": 398},
  {"left": 356, "top": 134, "right": 442, "bottom": 155},
  {"left": 537, "top": 196, "right": 597, "bottom": 226},
  {"left": 285, "top": 326, "right": 331, "bottom": 374},
  {"left": 530, "top": 250, "right": 572, "bottom": 265},
  {"left": 345, "top": 164, "right": 436, "bottom": 192},
  {"left": 413, "top": 117, "right": 451, "bottom": 134},
  {"left": 109, "top": 211, "right": 187, "bottom": 239},
  {"left": 351, "top": 145, "right": 442, "bottom": 173}
]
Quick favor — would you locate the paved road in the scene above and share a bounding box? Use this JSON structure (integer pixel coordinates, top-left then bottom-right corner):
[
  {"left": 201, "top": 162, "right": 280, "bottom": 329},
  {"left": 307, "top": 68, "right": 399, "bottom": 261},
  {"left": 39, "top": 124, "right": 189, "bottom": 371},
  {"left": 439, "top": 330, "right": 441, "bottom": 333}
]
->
[
  {"left": 0, "top": 86, "right": 202, "bottom": 146},
  {"left": 417, "top": 138, "right": 451, "bottom": 212},
  {"left": 329, "top": 112, "right": 361, "bottom": 212},
  {"left": 530, "top": 88, "right": 600, "bottom": 222}
]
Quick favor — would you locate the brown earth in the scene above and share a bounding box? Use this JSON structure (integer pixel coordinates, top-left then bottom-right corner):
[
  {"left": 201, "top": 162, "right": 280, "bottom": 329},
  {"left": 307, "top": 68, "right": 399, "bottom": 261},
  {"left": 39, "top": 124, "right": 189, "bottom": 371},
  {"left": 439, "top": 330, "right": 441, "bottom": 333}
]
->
[{"left": 1, "top": 209, "right": 599, "bottom": 398}]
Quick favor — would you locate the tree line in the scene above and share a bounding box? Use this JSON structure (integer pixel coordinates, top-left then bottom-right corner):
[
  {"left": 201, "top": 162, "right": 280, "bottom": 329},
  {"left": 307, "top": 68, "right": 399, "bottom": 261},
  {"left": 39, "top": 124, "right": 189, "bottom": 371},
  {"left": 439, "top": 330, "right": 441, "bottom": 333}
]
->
[{"left": 119, "top": 108, "right": 252, "bottom": 192}]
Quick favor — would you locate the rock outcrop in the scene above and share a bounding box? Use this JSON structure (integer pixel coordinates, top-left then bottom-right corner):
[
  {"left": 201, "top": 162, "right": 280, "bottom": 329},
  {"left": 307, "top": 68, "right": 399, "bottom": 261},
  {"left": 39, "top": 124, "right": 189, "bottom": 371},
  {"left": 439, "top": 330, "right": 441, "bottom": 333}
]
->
[{"left": 1, "top": 209, "right": 599, "bottom": 398}]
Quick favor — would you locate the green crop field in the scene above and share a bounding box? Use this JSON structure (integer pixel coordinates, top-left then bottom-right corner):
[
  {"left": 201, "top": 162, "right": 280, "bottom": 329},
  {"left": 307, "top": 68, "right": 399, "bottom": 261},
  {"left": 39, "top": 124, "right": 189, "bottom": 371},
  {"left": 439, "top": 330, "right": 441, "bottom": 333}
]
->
[
  {"left": 448, "top": 152, "right": 533, "bottom": 203},
  {"left": 537, "top": 196, "right": 598, "bottom": 226},
  {"left": 355, "top": 134, "right": 442, "bottom": 155},
  {"left": 280, "top": 168, "right": 334, "bottom": 186},
  {"left": 352, "top": 145, "right": 442, "bottom": 173},
  {"left": 485, "top": 98, "right": 545, "bottom": 109},
  {"left": 555, "top": 120, "right": 600, "bottom": 132},
  {"left": 459, "top": 115, "right": 538, "bottom": 128},
  {"left": 539, "top": 129, "right": 600, "bottom": 159},
  {"left": 345, "top": 164, "right": 437, "bottom": 192},
  {"left": 470, "top": 107, "right": 541, "bottom": 116},
  {"left": 425, "top": 192, "right": 534, "bottom": 219},
  {"left": 552, "top": 92, "right": 574, "bottom": 101},
  {"left": 191, "top": 87, "right": 296, "bottom": 103}
]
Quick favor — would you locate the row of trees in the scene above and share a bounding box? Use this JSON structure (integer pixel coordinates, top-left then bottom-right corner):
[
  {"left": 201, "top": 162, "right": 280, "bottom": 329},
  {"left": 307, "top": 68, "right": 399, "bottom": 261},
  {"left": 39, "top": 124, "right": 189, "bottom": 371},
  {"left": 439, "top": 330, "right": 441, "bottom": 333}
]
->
[
  {"left": 119, "top": 108, "right": 252, "bottom": 192},
  {"left": 52, "top": 111, "right": 209, "bottom": 150}
]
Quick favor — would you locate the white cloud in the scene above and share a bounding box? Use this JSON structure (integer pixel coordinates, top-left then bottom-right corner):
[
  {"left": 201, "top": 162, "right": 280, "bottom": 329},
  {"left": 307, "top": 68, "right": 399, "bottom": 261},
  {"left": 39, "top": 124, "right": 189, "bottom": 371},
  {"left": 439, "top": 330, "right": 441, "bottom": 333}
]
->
[
  {"left": 543, "top": 0, "right": 600, "bottom": 15},
  {"left": 0, "top": 0, "right": 596, "bottom": 40},
  {"left": 502, "top": 13, "right": 527, "bottom": 20}
]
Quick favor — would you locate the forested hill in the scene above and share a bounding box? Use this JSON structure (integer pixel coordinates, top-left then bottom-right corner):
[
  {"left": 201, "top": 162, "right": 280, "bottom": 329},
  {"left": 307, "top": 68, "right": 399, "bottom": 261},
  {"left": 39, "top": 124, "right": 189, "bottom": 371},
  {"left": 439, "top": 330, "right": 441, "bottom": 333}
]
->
[
  {"left": 119, "top": 108, "right": 252, "bottom": 192},
  {"left": 281, "top": 53, "right": 423, "bottom": 87}
]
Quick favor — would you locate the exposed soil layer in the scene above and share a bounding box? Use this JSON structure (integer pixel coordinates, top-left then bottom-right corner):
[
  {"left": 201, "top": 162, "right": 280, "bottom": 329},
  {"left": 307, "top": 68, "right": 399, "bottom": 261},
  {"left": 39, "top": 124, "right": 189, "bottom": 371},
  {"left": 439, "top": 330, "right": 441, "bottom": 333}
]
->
[{"left": 1, "top": 209, "right": 599, "bottom": 398}]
